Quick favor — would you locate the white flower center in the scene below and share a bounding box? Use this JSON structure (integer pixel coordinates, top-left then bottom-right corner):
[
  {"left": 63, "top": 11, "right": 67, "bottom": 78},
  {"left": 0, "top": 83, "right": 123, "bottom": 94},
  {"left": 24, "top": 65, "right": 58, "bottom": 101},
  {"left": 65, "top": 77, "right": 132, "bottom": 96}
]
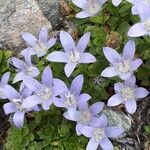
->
[
  {"left": 121, "top": 87, "right": 134, "bottom": 100},
  {"left": 35, "top": 42, "right": 47, "bottom": 53},
  {"left": 93, "top": 128, "right": 105, "bottom": 141},
  {"left": 116, "top": 60, "right": 131, "bottom": 73},
  {"left": 37, "top": 88, "right": 52, "bottom": 100},
  {"left": 12, "top": 98, "right": 25, "bottom": 111},
  {"left": 87, "top": 0, "right": 101, "bottom": 16},
  {"left": 69, "top": 50, "right": 80, "bottom": 63},
  {"left": 79, "top": 111, "right": 92, "bottom": 124},
  {"left": 64, "top": 92, "right": 77, "bottom": 107},
  {"left": 26, "top": 66, "right": 34, "bottom": 76},
  {"left": 143, "top": 20, "right": 150, "bottom": 34}
]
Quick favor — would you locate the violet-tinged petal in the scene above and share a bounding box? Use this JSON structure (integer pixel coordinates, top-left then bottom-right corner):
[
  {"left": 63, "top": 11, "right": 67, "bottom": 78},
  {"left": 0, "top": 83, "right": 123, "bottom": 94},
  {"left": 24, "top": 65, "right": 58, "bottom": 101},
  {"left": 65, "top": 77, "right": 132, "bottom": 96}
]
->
[
  {"left": 47, "top": 38, "right": 57, "bottom": 49},
  {"left": 124, "top": 75, "right": 136, "bottom": 87},
  {"left": 29, "top": 67, "right": 40, "bottom": 77},
  {"left": 76, "top": 123, "right": 85, "bottom": 136},
  {"left": 125, "top": 99, "right": 137, "bottom": 114},
  {"left": 46, "top": 51, "right": 68, "bottom": 63},
  {"left": 13, "top": 111, "right": 25, "bottom": 128},
  {"left": 86, "top": 138, "right": 99, "bottom": 150},
  {"left": 119, "top": 72, "right": 132, "bottom": 80},
  {"left": 103, "top": 47, "right": 121, "bottom": 65},
  {"left": 42, "top": 99, "right": 52, "bottom": 110},
  {"left": 114, "top": 82, "right": 124, "bottom": 92},
  {"left": 100, "top": 137, "right": 113, "bottom": 150},
  {"left": 22, "top": 95, "right": 42, "bottom": 108},
  {"left": 53, "top": 78, "right": 67, "bottom": 96},
  {"left": 70, "top": 74, "right": 83, "bottom": 96},
  {"left": 11, "top": 57, "right": 25, "bottom": 70},
  {"left": 64, "top": 63, "right": 77, "bottom": 77},
  {"left": 3, "top": 103, "right": 17, "bottom": 115},
  {"left": 22, "top": 32, "right": 37, "bottom": 46},
  {"left": 1, "top": 72, "right": 10, "bottom": 85},
  {"left": 112, "top": 0, "right": 122, "bottom": 6},
  {"left": 123, "top": 40, "right": 135, "bottom": 60},
  {"left": 13, "top": 72, "right": 26, "bottom": 83},
  {"left": 80, "top": 53, "right": 96, "bottom": 63},
  {"left": 24, "top": 51, "right": 32, "bottom": 65},
  {"left": 39, "top": 27, "right": 48, "bottom": 43},
  {"left": 127, "top": 23, "right": 147, "bottom": 37},
  {"left": 105, "top": 127, "right": 124, "bottom": 137},
  {"left": 3, "top": 85, "right": 20, "bottom": 100},
  {"left": 89, "top": 117, "right": 102, "bottom": 127},
  {"left": 63, "top": 109, "right": 79, "bottom": 121},
  {"left": 107, "top": 94, "right": 123, "bottom": 106},
  {"left": 101, "top": 66, "right": 118, "bottom": 77},
  {"left": 131, "top": 6, "right": 138, "bottom": 15},
  {"left": 42, "top": 66, "right": 53, "bottom": 87},
  {"left": 72, "top": 0, "right": 88, "bottom": 9},
  {"left": 77, "top": 32, "right": 91, "bottom": 53},
  {"left": 20, "top": 85, "right": 32, "bottom": 98},
  {"left": 76, "top": 11, "right": 91, "bottom": 18},
  {"left": 53, "top": 97, "right": 64, "bottom": 107},
  {"left": 60, "top": 31, "right": 75, "bottom": 53},
  {"left": 98, "top": 0, "right": 107, "bottom": 5},
  {"left": 134, "top": 87, "right": 149, "bottom": 98},
  {"left": 98, "top": 114, "right": 108, "bottom": 128},
  {"left": 81, "top": 126, "right": 94, "bottom": 137},
  {"left": 89, "top": 102, "right": 104, "bottom": 115},
  {"left": 77, "top": 93, "right": 91, "bottom": 111},
  {"left": 131, "top": 59, "right": 143, "bottom": 71}
]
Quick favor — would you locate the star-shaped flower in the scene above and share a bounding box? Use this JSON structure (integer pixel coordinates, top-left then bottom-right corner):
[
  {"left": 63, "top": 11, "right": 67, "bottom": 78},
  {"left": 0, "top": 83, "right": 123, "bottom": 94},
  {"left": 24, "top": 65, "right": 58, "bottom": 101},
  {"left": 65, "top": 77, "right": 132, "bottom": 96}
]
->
[
  {"left": 22, "top": 27, "right": 57, "bottom": 57},
  {"left": 101, "top": 40, "right": 143, "bottom": 80},
  {"left": 128, "top": 1, "right": 150, "bottom": 37},
  {"left": 46, "top": 31, "right": 96, "bottom": 77},
  {"left": 107, "top": 76, "right": 149, "bottom": 114},
  {"left": 72, "top": 0, "right": 107, "bottom": 18},
  {"left": 81, "top": 114, "right": 124, "bottom": 150}
]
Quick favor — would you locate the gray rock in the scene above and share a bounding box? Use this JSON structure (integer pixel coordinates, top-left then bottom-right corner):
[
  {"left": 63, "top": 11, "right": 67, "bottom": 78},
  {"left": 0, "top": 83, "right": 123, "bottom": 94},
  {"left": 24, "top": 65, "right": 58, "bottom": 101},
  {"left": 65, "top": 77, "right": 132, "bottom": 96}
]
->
[
  {"left": 0, "top": 0, "right": 61, "bottom": 50},
  {"left": 103, "top": 108, "right": 132, "bottom": 137},
  {"left": 37, "top": 0, "right": 61, "bottom": 28}
]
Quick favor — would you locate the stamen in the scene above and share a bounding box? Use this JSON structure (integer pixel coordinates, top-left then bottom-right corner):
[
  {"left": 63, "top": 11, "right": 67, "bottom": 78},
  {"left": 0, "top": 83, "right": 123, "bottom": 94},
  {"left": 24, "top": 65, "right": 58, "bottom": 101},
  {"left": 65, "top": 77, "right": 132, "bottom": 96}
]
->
[
  {"left": 93, "top": 128, "right": 105, "bottom": 141},
  {"left": 79, "top": 111, "right": 91, "bottom": 124},
  {"left": 37, "top": 88, "right": 52, "bottom": 100},
  {"left": 64, "top": 92, "right": 77, "bottom": 107},
  {"left": 69, "top": 50, "right": 80, "bottom": 63},
  {"left": 116, "top": 60, "right": 131, "bottom": 73},
  {"left": 121, "top": 87, "right": 134, "bottom": 100}
]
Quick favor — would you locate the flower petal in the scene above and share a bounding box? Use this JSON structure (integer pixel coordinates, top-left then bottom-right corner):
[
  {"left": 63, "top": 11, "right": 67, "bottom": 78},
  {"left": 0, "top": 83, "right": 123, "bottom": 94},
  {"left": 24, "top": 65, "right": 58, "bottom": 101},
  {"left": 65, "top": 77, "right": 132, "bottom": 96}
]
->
[
  {"left": 3, "top": 103, "right": 17, "bottom": 115},
  {"left": 80, "top": 53, "right": 96, "bottom": 63},
  {"left": 112, "top": 0, "right": 122, "bottom": 6},
  {"left": 39, "top": 27, "right": 48, "bottom": 43},
  {"left": 13, "top": 72, "right": 26, "bottom": 83},
  {"left": 107, "top": 94, "right": 123, "bottom": 106},
  {"left": 46, "top": 51, "right": 68, "bottom": 63},
  {"left": 3, "top": 85, "right": 20, "bottom": 100},
  {"left": 114, "top": 82, "right": 124, "bottom": 92},
  {"left": 22, "top": 95, "right": 42, "bottom": 108},
  {"left": 72, "top": 0, "right": 88, "bottom": 9},
  {"left": 29, "top": 66, "right": 40, "bottom": 77},
  {"left": 80, "top": 126, "right": 94, "bottom": 137},
  {"left": 22, "top": 32, "right": 37, "bottom": 46},
  {"left": 13, "top": 111, "right": 25, "bottom": 128},
  {"left": 125, "top": 99, "right": 137, "bottom": 114},
  {"left": 98, "top": 114, "right": 108, "bottom": 128},
  {"left": 1, "top": 72, "right": 10, "bottom": 85},
  {"left": 127, "top": 23, "right": 147, "bottom": 37},
  {"left": 103, "top": 47, "right": 121, "bottom": 65},
  {"left": 86, "top": 138, "right": 99, "bottom": 150},
  {"left": 89, "top": 102, "right": 104, "bottom": 115},
  {"left": 47, "top": 38, "right": 57, "bottom": 49},
  {"left": 76, "top": 11, "right": 91, "bottom": 18},
  {"left": 124, "top": 75, "right": 136, "bottom": 87},
  {"left": 11, "top": 57, "right": 25, "bottom": 70},
  {"left": 105, "top": 127, "right": 124, "bottom": 137},
  {"left": 89, "top": 117, "right": 102, "bottom": 127},
  {"left": 53, "top": 97, "right": 64, "bottom": 107},
  {"left": 42, "top": 66, "right": 53, "bottom": 87},
  {"left": 131, "top": 59, "right": 143, "bottom": 71},
  {"left": 77, "top": 32, "right": 91, "bottom": 53},
  {"left": 63, "top": 110, "right": 79, "bottom": 121},
  {"left": 134, "top": 87, "right": 149, "bottom": 98},
  {"left": 100, "top": 137, "right": 113, "bottom": 150},
  {"left": 60, "top": 31, "right": 75, "bottom": 53},
  {"left": 101, "top": 67, "right": 118, "bottom": 77},
  {"left": 64, "top": 63, "right": 77, "bottom": 77},
  {"left": 76, "top": 123, "right": 85, "bottom": 136},
  {"left": 42, "top": 99, "right": 52, "bottom": 110},
  {"left": 119, "top": 72, "right": 132, "bottom": 80},
  {"left": 123, "top": 40, "right": 135, "bottom": 60},
  {"left": 70, "top": 74, "right": 83, "bottom": 96}
]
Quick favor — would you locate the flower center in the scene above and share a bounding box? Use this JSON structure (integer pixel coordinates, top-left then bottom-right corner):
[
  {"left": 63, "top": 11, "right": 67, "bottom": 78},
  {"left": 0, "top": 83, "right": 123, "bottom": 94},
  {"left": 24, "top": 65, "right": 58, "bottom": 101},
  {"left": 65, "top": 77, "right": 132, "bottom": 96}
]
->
[
  {"left": 12, "top": 98, "right": 25, "bottom": 111},
  {"left": 143, "top": 20, "right": 150, "bottom": 34},
  {"left": 64, "top": 92, "right": 77, "bottom": 107},
  {"left": 37, "top": 88, "right": 52, "bottom": 100},
  {"left": 116, "top": 60, "right": 131, "bottom": 73},
  {"left": 93, "top": 128, "right": 105, "bottom": 141},
  {"left": 121, "top": 87, "right": 134, "bottom": 100},
  {"left": 79, "top": 111, "right": 92, "bottom": 124},
  {"left": 26, "top": 66, "right": 34, "bottom": 76},
  {"left": 69, "top": 50, "right": 80, "bottom": 63},
  {"left": 35, "top": 42, "right": 47, "bottom": 53},
  {"left": 87, "top": 0, "right": 101, "bottom": 16}
]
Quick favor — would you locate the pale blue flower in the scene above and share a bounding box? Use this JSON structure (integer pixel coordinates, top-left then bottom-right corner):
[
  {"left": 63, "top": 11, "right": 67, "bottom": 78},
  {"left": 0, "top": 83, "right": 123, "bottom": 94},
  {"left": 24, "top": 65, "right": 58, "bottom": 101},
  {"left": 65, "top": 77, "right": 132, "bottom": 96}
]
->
[{"left": 107, "top": 76, "right": 149, "bottom": 114}]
